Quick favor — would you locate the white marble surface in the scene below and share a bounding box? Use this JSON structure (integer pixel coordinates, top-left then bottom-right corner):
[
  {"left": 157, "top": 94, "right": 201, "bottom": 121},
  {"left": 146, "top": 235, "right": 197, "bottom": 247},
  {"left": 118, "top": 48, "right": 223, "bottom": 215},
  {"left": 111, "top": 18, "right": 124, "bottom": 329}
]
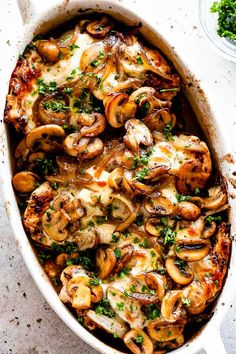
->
[{"left": 1, "top": 0, "right": 236, "bottom": 353}]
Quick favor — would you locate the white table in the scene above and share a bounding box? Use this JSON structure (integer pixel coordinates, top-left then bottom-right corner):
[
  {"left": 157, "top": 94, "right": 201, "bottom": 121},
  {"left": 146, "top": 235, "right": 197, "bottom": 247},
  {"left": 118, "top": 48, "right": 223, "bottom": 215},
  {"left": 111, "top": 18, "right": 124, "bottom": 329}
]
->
[{"left": 0, "top": 1, "right": 236, "bottom": 353}]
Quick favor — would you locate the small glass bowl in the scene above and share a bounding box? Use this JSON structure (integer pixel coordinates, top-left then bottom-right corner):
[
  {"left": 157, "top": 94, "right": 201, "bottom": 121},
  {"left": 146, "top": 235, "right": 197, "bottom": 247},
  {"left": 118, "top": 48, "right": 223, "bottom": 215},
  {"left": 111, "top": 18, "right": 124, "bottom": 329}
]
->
[{"left": 199, "top": 0, "right": 236, "bottom": 62}]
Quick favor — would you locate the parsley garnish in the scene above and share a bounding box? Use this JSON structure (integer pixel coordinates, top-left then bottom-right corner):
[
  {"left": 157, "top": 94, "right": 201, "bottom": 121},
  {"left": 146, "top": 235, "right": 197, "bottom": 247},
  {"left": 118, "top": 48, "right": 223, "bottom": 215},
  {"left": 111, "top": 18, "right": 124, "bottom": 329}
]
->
[
  {"left": 160, "top": 227, "right": 177, "bottom": 246},
  {"left": 210, "top": 0, "right": 236, "bottom": 40},
  {"left": 136, "top": 167, "right": 149, "bottom": 181},
  {"left": 205, "top": 215, "right": 222, "bottom": 224},
  {"left": 95, "top": 298, "right": 115, "bottom": 318},
  {"left": 145, "top": 304, "right": 161, "bottom": 320},
  {"left": 176, "top": 193, "right": 191, "bottom": 202},
  {"left": 37, "top": 79, "right": 58, "bottom": 95},
  {"left": 134, "top": 214, "right": 144, "bottom": 226},
  {"left": 136, "top": 56, "right": 143, "bottom": 65}
]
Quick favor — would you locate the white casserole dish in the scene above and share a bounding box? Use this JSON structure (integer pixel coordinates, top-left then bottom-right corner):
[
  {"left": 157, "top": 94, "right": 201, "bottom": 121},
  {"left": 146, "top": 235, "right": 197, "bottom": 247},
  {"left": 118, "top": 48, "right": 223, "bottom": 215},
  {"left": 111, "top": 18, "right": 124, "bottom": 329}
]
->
[{"left": 0, "top": 0, "right": 236, "bottom": 353}]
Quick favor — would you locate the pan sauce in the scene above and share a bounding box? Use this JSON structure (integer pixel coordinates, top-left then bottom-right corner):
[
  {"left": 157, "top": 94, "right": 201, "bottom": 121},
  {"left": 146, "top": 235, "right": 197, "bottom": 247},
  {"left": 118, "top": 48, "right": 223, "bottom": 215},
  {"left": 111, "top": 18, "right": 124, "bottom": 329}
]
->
[{"left": 4, "top": 14, "right": 231, "bottom": 354}]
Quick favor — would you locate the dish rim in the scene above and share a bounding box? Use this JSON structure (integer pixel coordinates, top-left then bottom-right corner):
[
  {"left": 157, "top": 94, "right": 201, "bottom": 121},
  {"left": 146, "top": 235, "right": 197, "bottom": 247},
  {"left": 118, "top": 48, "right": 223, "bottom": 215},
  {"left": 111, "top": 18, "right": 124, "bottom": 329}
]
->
[{"left": 1, "top": 1, "right": 236, "bottom": 353}]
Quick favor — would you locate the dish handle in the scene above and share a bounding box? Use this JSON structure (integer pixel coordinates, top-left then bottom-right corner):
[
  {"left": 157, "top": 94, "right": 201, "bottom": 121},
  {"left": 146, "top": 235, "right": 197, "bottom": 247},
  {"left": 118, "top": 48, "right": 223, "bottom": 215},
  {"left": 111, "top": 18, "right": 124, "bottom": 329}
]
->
[{"left": 203, "top": 334, "right": 226, "bottom": 354}]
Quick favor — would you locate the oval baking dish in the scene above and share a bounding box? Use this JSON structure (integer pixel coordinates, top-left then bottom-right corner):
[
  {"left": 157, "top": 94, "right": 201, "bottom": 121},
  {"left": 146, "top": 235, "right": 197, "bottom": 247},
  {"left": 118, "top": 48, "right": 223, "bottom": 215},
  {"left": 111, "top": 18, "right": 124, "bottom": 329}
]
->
[{"left": 1, "top": 1, "right": 236, "bottom": 353}]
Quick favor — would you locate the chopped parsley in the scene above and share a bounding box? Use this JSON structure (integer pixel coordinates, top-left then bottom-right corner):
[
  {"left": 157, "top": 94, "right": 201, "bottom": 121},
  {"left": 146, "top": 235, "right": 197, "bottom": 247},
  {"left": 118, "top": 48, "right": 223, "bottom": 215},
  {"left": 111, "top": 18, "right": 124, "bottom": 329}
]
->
[
  {"left": 89, "top": 278, "right": 102, "bottom": 286},
  {"left": 183, "top": 297, "right": 191, "bottom": 306},
  {"left": 159, "top": 88, "right": 178, "bottom": 93},
  {"left": 63, "top": 87, "right": 73, "bottom": 95},
  {"left": 145, "top": 304, "right": 161, "bottom": 320},
  {"left": 205, "top": 215, "right": 222, "bottom": 224},
  {"left": 37, "top": 79, "right": 58, "bottom": 95},
  {"left": 38, "top": 251, "right": 52, "bottom": 264},
  {"left": 33, "top": 157, "right": 57, "bottom": 175},
  {"left": 117, "top": 268, "right": 130, "bottom": 278},
  {"left": 67, "top": 69, "right": 77, "bottom": 80},
  {"left": 176, "top": 193, "right": 191, "bottom": 202},
  {"left": 163, "top": 123, "right": 174, "bottom": 141},
  {"left": 160, "top": 227, "right": 177, "bottom": 246},
  {"left": 111, "top": 234, "right": 120, "bottom": 243},
  {"left": 43, "top": 100, "right": 69, "bottom": 112},
  {"left": 175, "top": 259, "right": 187, "bottom": 271},
  {"left": 136, "top": 167, "right": 149, "bottom": 181},
  {"left": 51, "top": 241, "right": 78, "bottom": 254},
  {"left": 136, "top": 56, "right": 143, "bottom": 65},
  {"left": 116, "top": 302, "right": 125, "bottom": 310},
  {"left": 90, "top": 59, "right": 100, "bottom": 68},
  {"left": 51, "top": 277, "right": 62, "bottom": 287},
  {"left": 70, "top": 44, "right": 79, "bottom": 50},
  {"left": 134, "top": 214, "right": 144, "bottom": 226},
  {"left": 114, "top": 248, "right": 122, "bottom": 260},
  {"left": 210, "top": 0, "right": 236, "bottom": 40},
  {"left": 87, "top": 220, "right": 95, "bottom": 227},
  {"left": 135, "top": 333, "right": 144, "bottom": 344},
  {"left": 139, "top": 239, "right": 151, "bottom": 249},
  {"left": 50, "top": 182, "right": 58, "bottom": 190},
  {"left": 94, "top": 298, "right": 115, "bottom": 318},
  {"left": 95, "top": 215, "right": 108, "bottom": 225}
]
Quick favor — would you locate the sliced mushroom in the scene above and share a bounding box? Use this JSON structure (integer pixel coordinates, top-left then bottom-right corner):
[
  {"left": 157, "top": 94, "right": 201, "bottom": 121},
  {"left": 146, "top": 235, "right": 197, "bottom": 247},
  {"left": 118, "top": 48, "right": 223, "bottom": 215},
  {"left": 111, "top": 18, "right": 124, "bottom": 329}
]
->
[
  {"left": 111, "top": 194, "right": 137, "bottom": 232},
  {"left": 165, "top": 257, "right": 193, "bottom": 285},
  {"left": 107, "top": 286, "right": 145, "bottom": 328},
  {"left": 174, "top": 239, "right": 210, "bottom": 261},
  {"left": 145, "top": 196, "right": 174, "bottom": 216},
  {"left": 124, "top": 329, "right": 153, "bottom": 354},
  {"left": 114, "top": 244, "right": 134, "bottom": 274},
  {"left": 161, "top": 290, "right": 185, "bottom": 322},
  {"left": 144, "top": 109, "right": 176, "bottom": 132},
  {"left": 183, "top": 286, "right": 206, "bottom": 315},
  {"left": 172, "top": 135, "right": 208, "bottom": 154},
  {"left": 202, "top": 220, "right": 217, "bottom": 239},
  {"left": 64, "top": 134, "right": 104, "bottom": 159},
  {"left": 86, "top": 310, "right": 128, "bottom": 338},
  {"left": 73, "top": 228, "right": 100, "bottom": 251},
  {"left": 26, "top": 124, "right": 65, "bottom": 152},
  {"left": 33, "top": 93, "right": 70, "bottom": 126},
  {"left": 124, "top": 119, "right": 153, "bottom": 154},
  {"left": 42, "top": 209, "right": 70, "bottom": 241},
  {"left": 144, "top": 157, "right": 171, "bottom": 180},
  {"left": 145, "top": 217, "right": 175, "bottom": 237},
  {"left": 147, "top": 318, "right": 185, "bottom": 341},
  {"left": 108, "top": 167, "right": 124, "bottom": 190},
  {"left": 67, "top": 276, "right": 92, "bottom": 309},
  {"left": 86, "top": 16, "right": 113, "bottom": 38},
  {"left": 12, "top": 171, "right": 39, "bottom": 193},
  {"left": 96, "top": 247, "right": 116, "bottom": 279},
  {"left": 78, "top": 113, "right": 106, "bottom": 137},
  {"left": 36, "top": 40, "right": 60, "bottom": 63},
  {"left": 105, "top": 93, "right": 137, "bottom": 128},
  {"left": 174, "top": 202, "right": 201, "bottom": 221},
  {"left": 203, "top": 186, "right": 227, "bottom": 210},
  {"left": 144, "top": 271, "right": 167, "bottom": 300}
]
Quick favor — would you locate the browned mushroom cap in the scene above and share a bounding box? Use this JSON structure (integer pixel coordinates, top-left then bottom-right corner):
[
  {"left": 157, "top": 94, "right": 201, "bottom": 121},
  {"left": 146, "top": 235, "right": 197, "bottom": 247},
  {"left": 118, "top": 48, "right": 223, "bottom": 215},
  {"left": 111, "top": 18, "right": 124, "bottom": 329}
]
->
[
  {"left": 145, "top": 196, "right": 174, "bottom": 216},
  {"left": 78, "top": 112, "right": 106, "bottom": 137},
  {"left": 124, "top": 119, "right": 153, "bottom": 154},
  {"left": 147, "top": 318, "right": 185, "bottom": 342},
  {"left": 33, "top": 93, "right": 70, "bottom": 126},
  {"left": 12, "top": 171, "right": 39, "bottom": 193},
  {"left": 165, "top": 257, "right": 193, "bottom": 285},
  {"left": 105, "top": 93, "right": 137, "bottom": 128},
  {"left": 183, "top": 286, "right": 206, "bottom": 315},
  {"left": 176, "top": 158, "right": 212, "bottom": 194},
  {"left": 114, "top": 245, "right": 134, "bottom": 274},
  {"left": 124, "top": 329, "right": 154, "bottom": 354},
  {"left": 144, "top": 157, "right": 171, "bottom": 180},
  {"left": 86, "top": 310, "right": 128, "bottom": 338},
  {"left": 174, "top": 202, "right": 201, "bottom": 221},
  {"left": 174, "top": 239, "right": 210, "bottom": 261},
  {"left": 161, "top": 290, "right": 185, "bottom": 322},
  {"left": 203, "top": 186, "right": 227, "bottom": 210},
  {"left": 144, "top": 108, "right": 176, "bottom": 132},
  {"left": 42, "top": 209, "right": 71, "bottom": 242},
  {"left": 86, "top": 16, "right": 113, "bottom": 38},
  {"left": 96, "top": 247, "right": 116, "bottom": 279},
  {"left": 36, "top": 40, "right": 60, "bottom": 63},
  {"left": 26, "top": 125, "right": 65, "bottom": 152},
  {"left": 64, "top": 134, "right": 104, "bottom": 159},
  {"left": 145, "top": 217, "right": 175, "bottom": 237}
]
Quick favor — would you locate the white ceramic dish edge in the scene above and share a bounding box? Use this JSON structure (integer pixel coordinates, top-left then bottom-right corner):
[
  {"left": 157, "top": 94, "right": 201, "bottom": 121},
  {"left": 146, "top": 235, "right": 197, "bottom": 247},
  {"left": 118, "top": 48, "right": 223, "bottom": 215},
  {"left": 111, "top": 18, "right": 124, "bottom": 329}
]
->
[{"left": 0, "top": 1, "right": 236, "bottom": 353}]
